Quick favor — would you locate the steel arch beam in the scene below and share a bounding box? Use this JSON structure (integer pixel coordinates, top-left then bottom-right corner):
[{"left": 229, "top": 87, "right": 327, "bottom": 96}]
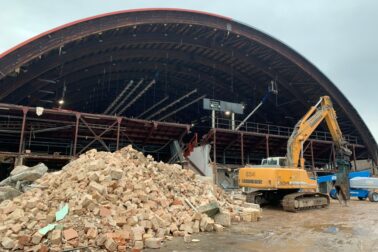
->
[{"left": 0, "top": 33, "right": 305, "bottom": 106}]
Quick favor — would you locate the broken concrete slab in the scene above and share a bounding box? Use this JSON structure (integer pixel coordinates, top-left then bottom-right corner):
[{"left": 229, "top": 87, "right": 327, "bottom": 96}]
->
[
  {"left": 0, "top": 186, "right": 21, "bottom": 201},
  {"left": 10, "top": 165, "right": 29, "bottom": 176},
  {"left": 145, "top": 238, "right": 162, "bottom": 249},
  {"left": 1, "top": 237, "right": 14, "bottom": 249},
  {"left": 197, "top": 201, "right": 220, "bottom": 217},
  {"left": 214, "top": 212, "right": 231, "bottom": 227},
  {"left": 50, "top": 229, "right": 61, "bottom": 245},
  {"left": 1, "top": 163, "right": 48, "bottom": 185},
  {"left": 110, "top": 168, "right": 123, "bottom": 180}
]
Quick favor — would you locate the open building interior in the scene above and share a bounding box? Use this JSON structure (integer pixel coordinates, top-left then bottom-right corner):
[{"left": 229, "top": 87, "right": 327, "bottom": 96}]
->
[{"left": 0, "top": 9, "right": 376, "bottom": 180}]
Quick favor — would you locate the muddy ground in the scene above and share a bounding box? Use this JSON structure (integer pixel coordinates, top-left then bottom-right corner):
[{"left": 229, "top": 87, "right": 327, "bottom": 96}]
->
[{"left": 150, "top": 199, "right": 378, "bottom": 252}]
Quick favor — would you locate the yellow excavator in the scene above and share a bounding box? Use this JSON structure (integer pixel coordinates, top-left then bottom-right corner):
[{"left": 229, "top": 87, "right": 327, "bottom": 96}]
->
[{"left": 239, "top": 96, "right": 352, "bottom": 211}]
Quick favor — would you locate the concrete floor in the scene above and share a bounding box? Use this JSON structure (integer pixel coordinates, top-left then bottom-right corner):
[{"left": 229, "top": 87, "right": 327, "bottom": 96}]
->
[{"left": 152, "top": 199, "right": 378, "bottom": 252}]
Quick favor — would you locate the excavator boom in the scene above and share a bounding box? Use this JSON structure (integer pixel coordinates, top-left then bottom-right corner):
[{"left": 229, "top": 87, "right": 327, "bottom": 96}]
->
[{"left": 287, "top": 96, "right": 351, "bottom": 169}]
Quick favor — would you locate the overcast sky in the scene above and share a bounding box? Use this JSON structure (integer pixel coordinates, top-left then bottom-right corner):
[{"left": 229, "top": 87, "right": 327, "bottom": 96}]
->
[{"left": 1, "top": 0, "right": 377, "bottom": 140}]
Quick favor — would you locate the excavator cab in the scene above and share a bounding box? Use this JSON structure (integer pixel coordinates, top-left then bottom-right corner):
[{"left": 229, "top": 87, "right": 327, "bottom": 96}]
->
[{"left": 261, "top": 157, "right": 287, "bottom": 167}]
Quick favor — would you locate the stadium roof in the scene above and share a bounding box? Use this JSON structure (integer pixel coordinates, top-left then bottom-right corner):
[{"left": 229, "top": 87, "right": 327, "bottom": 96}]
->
[{"left": 0, "top": 8, "right": 376, "bottom": 162}]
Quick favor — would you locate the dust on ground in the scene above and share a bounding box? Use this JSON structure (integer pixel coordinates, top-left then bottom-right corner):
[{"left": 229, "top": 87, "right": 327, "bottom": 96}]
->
[{"left": 150, "top": 199, "right": 378, "bottom": 252}]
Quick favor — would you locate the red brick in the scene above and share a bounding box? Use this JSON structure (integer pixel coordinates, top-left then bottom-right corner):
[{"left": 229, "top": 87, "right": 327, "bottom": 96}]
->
[
  {"left": 118, "top": 245, "right": 127, "bottom": 252},
  {"left": 86, "top": 228, "right": 98, "bottom": 239},
  {"left": 171, "top": 199, "right": 183, "bottom": 206},
  {"left": 39, "top": 244, "right": 49, "bottom": 252},
  {"left": 68, "top": 238, "right": 79, "bottom": 247},
  {"left": 63, "top": 228, "right": 78, "bottom": 240},
  {"left": 18, "top": 235, "right": 31, "bottom": 247},
  {"left": 99, "top": 206, "right": 111, "bottom": 217}
]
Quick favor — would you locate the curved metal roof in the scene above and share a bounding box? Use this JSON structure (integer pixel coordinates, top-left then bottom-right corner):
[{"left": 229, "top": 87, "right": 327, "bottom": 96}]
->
[{"left": 0, "top": 8, "right": 376, "bottom": 162}]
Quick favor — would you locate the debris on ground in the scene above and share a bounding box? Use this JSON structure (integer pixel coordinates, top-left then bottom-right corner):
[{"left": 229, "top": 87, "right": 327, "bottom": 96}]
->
[
  {"left": 0, "top": 163, "right": 48, "bottom": 202},
  {"left": 0, "top": 146, "right": 261, "bottom": 251}
]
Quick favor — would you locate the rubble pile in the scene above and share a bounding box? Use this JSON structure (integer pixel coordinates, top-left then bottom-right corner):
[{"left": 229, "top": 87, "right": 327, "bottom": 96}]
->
[{"left": 0, "top": 146, "right": 261, "bottom": 251}]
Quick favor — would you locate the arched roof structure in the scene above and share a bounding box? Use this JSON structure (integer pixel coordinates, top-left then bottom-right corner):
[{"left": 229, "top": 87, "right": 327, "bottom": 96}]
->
[{"left": 0, "top": 8, "right": 376, "bottom": 163}]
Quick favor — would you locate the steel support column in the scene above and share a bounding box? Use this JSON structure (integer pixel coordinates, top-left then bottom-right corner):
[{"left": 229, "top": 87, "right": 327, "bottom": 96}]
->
[
  {"left": 179, "top": 126, "right": 190, "bottom": 144},
  {"left": 213, "top": 129, "right": 217, "bottom": 184},
  {"left": 352, "top": 144, "right": 357, "bottom": 171},
  {"left": 116, "top": 117, "right": 122, "bottom": 150},
  {"left": 240, "top": 133, "right": 244, "bottom": 165},
  {"left": 144, "top": 122, "right": 158, "bottom": 144},
  {"left": 18, "top": 107, "right": 28, "bottom": 154},
  {"left": 73, "top": 113, "right": 80, "bottom": 156},
  {"left": 265, "top": 135, "right": 270, "bottom": 158},
  {"left": 332, "top": 143, "right": 336, "bottom": 169}
]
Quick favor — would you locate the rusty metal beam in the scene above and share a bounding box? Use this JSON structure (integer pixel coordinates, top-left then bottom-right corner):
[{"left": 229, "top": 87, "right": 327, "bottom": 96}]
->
[
  {"left": 118, "top": 79, "right": 155, "bottom": 115},
  {"left": 116, "top": 117, "right": 122, "bottom": 150},
  {"left": 157, "top": 95, "right": 206, "bottom": 121},
  {"left": 144, "top": 122, "right": 157, "bottom": 144},
  {"left": 109, "top": 79, "right": 144, "bottom": 115},
  {"left": 137, "top": 96, "right": 169, "bottom": 119},
  {"left": 103, "top": 80, "right": 133, "bottom": 114},
  {"left": 146, "top": 89, "right": 197, "bottom": 120},
  {"left": 241, "top": 132, "right": 244, "bottom": 165},
  {"left": 18, "top": 107, "right": 28, "bottom": 154}
]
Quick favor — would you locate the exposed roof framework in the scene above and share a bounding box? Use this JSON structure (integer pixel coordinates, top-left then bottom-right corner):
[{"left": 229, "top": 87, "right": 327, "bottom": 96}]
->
[{"left": 0, "top": 8, "right": 376, "bottom": 162}]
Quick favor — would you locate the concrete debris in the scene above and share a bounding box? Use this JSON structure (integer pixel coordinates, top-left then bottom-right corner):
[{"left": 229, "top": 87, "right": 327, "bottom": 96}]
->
[
  {"left": 216, "top": 224, "right": 225, "bottom": 233},
  {"left": 1, "top": 237, "right": 14, "bottom": 249},
  {"left": 214, "top": 211, "right": 231, "bottom": 227},
  {"left": 197, "top": 201, "right": 220, "bottom": 217},
  {"left": 0, "top": 146, "right": 261, "bottom": 251},
  {"left": 0, "top": 163, "right": 48, "bottom": 202},
  {"left": 0, "top": 186, "right": 22, "bottom": 202},
  {"left": 10, "top": 165, "right": 29, "bottom": 176},
  {"left": 104, "top": 238, "right": 118, "bottom": 251},
  {"left": 2, "top": 163, "right": 48, "bottom": 184},
  {"left": 145, "top": 237, "right": 162, "bottom": 249},
  {"left": 50, "top": 229, "right": 61, "bottom": 245}
]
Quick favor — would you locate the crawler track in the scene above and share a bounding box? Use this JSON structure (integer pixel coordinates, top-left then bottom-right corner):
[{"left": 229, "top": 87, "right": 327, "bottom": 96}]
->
[{"left": 282, "top": 192, "right": 330, "bottom": 212}]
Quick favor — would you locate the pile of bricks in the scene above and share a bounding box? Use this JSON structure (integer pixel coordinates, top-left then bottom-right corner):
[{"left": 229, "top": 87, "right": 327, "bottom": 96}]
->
[{"left": 0, "top": 146, "right": 261, "bottom": 251}]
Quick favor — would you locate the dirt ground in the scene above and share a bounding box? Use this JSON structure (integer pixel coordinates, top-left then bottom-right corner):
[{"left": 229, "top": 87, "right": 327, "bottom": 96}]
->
[{"left": 150, "top": 199, "right": 378, "bottom": 252}]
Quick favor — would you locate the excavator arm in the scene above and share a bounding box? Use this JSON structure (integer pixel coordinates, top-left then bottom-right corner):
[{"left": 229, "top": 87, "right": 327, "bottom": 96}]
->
[
  {"left": 286, "top": 96, "right": 352, "bottom": 169},
  {"left": 286, "top": 96, "right": 352, "bottom": 203}
]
